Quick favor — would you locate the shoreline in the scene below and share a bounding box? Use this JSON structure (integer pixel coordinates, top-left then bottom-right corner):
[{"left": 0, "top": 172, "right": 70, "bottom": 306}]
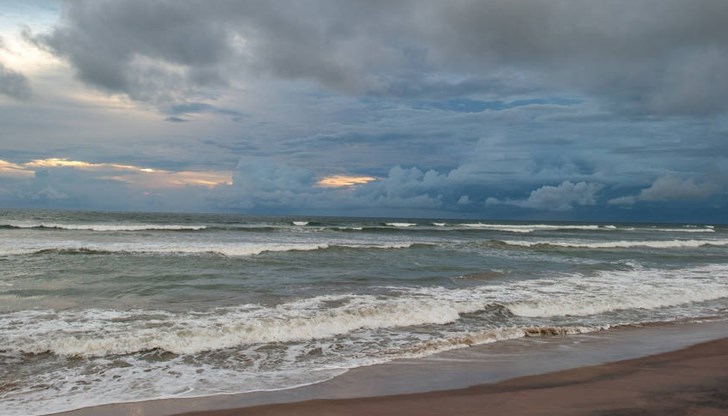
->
[
  {"left": 181, "top": 336, "right": 728, "bottom": 416},
  {"left": 52, "top": 319, "right": 728, "bottom": 416}
]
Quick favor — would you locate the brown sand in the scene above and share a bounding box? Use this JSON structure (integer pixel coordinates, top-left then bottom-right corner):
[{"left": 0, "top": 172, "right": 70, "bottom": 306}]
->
[{"left": 177, "top": 338, "right": 728, "bottom": 416}]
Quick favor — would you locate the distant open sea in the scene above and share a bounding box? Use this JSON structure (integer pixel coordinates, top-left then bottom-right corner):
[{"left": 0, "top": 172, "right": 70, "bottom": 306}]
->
[{"left": 1, "top": 209, "right": 727, "bottom": 415}]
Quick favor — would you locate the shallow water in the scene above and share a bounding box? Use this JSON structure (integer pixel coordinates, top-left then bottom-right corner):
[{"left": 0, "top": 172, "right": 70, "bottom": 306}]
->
[{"left": 1, "top": 209, "right": 726, "bottom": 415}]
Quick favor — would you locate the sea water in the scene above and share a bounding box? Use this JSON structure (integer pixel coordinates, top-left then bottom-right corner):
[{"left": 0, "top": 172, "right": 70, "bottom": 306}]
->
[{"left": 0, "top": 209, "right": 726, "bottom": 415}]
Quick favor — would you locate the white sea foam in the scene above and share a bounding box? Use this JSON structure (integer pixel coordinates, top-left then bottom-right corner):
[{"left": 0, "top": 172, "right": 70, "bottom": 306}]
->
[
  {"left": 390, "top": 325, "right": 604, "bottom": 362},
  {"left": 0, "top": 323, "right": 606, "bottom": 416},
  {"left": 0, "top": 347, "right": 348, "bottom": 416},
  {"left": 0, "top": 241, "right": 419, "bottom": 257},
  {"left": 7, "top": 262, "right": 724, "bottom": 358},
  {"left": 499, "top": 239, "right": 728, "bottom": 249},
  {"left": 3, "top": 262, "right": 727, "bottom": 416},
  {"left": 2, "top": 294, "right": 484, "bottom": 357},
  {"left": 651, "top": 227, "right": 715, "bottom": 233},
  {"left": 4, "top": 263, "right": 721, "bottom": 362},
  {"left": 504, "top": 264, "right": 728, "bottom": 317},
  {"left": 459, "top": 223, "right": 605, "bottom": 233},
  {"left": 404, "top": 263, "right": 728, "bottom": 320},
  {"left": 0, "top": 288, "right": 492, "bottom": 359},
  {"left": 617, "top": 226, "right": 715, "bottom": 233},
  {"left": 385, "top": 222, "right": 418, "bottom": 227},
  {"left": 292, "top": 221, "right": 309, "bottom": 226},
  {"left": 1, "top": 221, "right": 207, "bottom": 231}
]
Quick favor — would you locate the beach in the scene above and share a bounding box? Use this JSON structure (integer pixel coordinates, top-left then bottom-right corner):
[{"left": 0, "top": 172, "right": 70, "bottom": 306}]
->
[
  {"left": 53, "top": 320, "right": 728, "bottom": 416},
  {"left": 183, "top": 338, "right": 728, "bottom": 416}
]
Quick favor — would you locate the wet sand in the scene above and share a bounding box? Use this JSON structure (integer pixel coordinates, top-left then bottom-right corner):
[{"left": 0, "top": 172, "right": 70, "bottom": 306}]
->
[
  {"left": 179, "top": 337, "right": 728, "bottom": 416},
  {"left": 52, "top": 321, "right": 728, "bottom": 416}
]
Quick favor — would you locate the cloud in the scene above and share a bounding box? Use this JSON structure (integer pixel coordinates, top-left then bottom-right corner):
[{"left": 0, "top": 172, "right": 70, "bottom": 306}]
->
[
  {"left": 606, "top": 195, "right": 638, "bottom": 206},
  {"left": 0, "top": 62, "right": 32, "bottom": 100},
  {"left": 639, "top": 176, "right": 720, "bottom": 201},
  {"left": 225, "top": 158, "right": 316, "bottom": 209},
  {"left": 487, "top": 181, "right": 603, "bottom": 211},
  {"left": 0, "top": 157, "right": 232, "bottom": 202},
  {"left": 609, "top": 175, "right": 721, "bottom": 205},
  {"left": 164, "top": 116, "right": 188, "bottom": 123},
  {"left": 218, "top": 161, "right": 450, "bottom": 213},
  {"left": 166, "top": 102, "right": 244, "bottom": 120},
  {"left": 317, "top": 175, "right": 377, "bottom": 188},
  {"left": 33, "top": 1, "right": 728, "bottom": 115},
  {"left": 0, "top": 159, "right": 34, "bottom": 178}
]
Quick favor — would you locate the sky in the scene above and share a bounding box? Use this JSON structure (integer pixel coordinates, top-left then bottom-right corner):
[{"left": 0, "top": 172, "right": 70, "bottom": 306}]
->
[{"left": 0, "top": 0, "right": 727, "bottom": 222}]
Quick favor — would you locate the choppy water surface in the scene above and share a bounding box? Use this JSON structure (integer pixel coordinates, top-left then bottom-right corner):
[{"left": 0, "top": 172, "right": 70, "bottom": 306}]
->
[{"left": 1, "top": 209, "right": 726, "bottom": 415}]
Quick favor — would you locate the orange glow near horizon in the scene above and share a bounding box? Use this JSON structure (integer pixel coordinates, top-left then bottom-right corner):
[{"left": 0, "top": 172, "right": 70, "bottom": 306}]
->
[
  {"left": 25, "top": 158, "right": 161, "bottom": 173},
  {"left": 0, "top": 160, "right": 35, "bottom": 178},
  {"left": 317, "top": 175, "right": 377, "bottom": 188},
  {"left": 26, "top": 158, "right": 96, "bottom": 169},
  {"left": 0, "top": 158, "right": 232, "bottom": 189}
]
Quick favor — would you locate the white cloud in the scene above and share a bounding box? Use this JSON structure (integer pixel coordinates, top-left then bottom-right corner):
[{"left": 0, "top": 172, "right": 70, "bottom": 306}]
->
[
  {"left": 609, "top": 175, "right": 721, "bottom": 205},
  {"left": 487, "top": 181, "right": 602, "bottom": 211},
  {"left": 639, "top": 175, "right": 719, "bottom": 201}
]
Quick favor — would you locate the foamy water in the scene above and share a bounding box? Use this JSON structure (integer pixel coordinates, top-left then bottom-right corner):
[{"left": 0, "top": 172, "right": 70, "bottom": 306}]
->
[{"left": 0, "top": 209, "right": 726, "bottom": 416}]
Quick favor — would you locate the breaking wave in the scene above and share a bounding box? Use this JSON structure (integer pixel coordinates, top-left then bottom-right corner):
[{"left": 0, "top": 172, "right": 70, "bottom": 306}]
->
[
  {"left": 0, "top": 222, "right": 207, "bottom": 232},
  {"left": 394, "top": 325, "right": 604, "bottom": 359},
  {"left": 4, "top": 242, "right": 423, "bottom": 257},
  {"left": 502, "top": 264, "right": 728, "bottom": 317},
  {"left": 458, "top": 223, "right": 605, "bottom": 233},
  {"left": 384, "top": 222, "right": 418, "bottom": 227},
  {"left": 2, "top": 294, "right": 485, "bottom": 357},
  {"left": 491, "top": 239, "right": 728, "bottom": 249},
  {"left": 6, "top": 263, "right": 725, "bottom": 358}
]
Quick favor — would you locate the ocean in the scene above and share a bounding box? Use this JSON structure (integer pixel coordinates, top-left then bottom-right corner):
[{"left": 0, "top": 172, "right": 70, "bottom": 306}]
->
[{"left": 1, "top": 209, "right": 727, "bottom": 415}]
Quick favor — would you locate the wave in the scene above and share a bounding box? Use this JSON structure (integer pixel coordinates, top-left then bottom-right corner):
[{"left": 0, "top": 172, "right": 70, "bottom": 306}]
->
[
  {"left": 6, "top": 242, "right": 423, "bottom": 257},
  {"left": 393, "top": 325, "right": 604, "bottom": 360},
  {"left": 2, "top": 293, "right": 485, "bottom": 357},
  {"left": 384, "top": 222, "right": 418, "bottom": 227},
  {"left": 409, "top": 263, "right": 728, "bottom": 319},
  {"left": 458, "top": 223, "right": 606, "bottom": 233},
  {"left": 506, "top": 283, "right": 728, "bottom": 318},
  {"left": 502, "top": 264, "right": 728, "bottom": 318},
  {"left": 0, "top": 301, "right": 598, "bottom": 359},
  {"left": 4, "top": 220, "right": 714, "bottom": 235},
  {"left": 492, "top": 239, "right": 728, "bottom": 249},
  {"left": 6, "top": 263, "right": 725, "bottom": 358},
  {"left": 616, "top": 226, "right": 715, "bottom": 233},
  {"left": 33, "top": 248, "right": 117, "bottom": 255},
  {"left": 649, "top": 227, "right": 715, "bottom": 233},
  {"left": 0, "top": 222, "right": 207, "bottom": 232}
]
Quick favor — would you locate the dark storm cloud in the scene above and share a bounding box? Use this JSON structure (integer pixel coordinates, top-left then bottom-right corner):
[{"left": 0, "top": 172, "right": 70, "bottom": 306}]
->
[
  {"left": 7, "top": 0, "right": 725, "bottom": 220},
  {"left": 420, "top": 0, "right": 728, "bottom": 115},
  {"left": 37, "top": 0, "right": 728, "bottom": 115},
  {"left": 0, "top": 63, "right": 32, "bottom": 100}
]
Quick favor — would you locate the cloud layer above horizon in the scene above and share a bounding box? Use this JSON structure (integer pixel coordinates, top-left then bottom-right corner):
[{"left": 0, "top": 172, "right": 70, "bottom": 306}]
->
[{"left": 1, "top": 0, "right": 727, "bottom": 221}]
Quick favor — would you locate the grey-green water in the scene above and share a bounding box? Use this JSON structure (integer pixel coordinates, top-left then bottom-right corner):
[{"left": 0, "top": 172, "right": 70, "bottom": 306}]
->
[{"left": 1, "top": 209, "right": 727, "bottom": 415}]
